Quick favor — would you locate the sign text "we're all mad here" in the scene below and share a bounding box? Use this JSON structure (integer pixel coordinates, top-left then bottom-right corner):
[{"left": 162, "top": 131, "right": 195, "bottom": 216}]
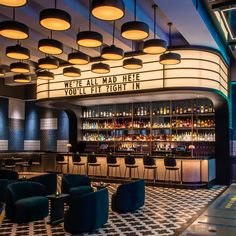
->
[{"left": 64, "top": 73, "right": 141, "bottom": 96}]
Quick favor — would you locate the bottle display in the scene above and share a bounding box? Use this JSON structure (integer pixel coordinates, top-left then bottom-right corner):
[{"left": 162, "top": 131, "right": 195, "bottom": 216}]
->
[{"left": 81, "top": 99, "right": 215, "bottom": 156}]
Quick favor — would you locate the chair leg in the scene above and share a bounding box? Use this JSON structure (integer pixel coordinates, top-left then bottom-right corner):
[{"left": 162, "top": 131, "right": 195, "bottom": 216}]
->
[
  {"left": 119, "top": 166, "right": 121, "bottom": 178},
  {"left": 147, "top": 169, "right": 149, "bottom": 181},
  {"left": 143, "top": 168, "right": 146, "bottom": 179},
  {"left": 124, "top": 167, "right": 127, "bottom": 178},
  {"left": 137, "top": 168, "right": 139, "bottom": 178},
  {"left": 164, "top": 169, "right": 167, "bottom": 184},
  {"left": 99, "top": 165, "right": 102, "bottom": 176},
  {"left": 168, "top": 169, "right": 170, "bottom": 183},
  {"left": 175, "top": 170, "right": 176, "bottom": 183},
  {"left": 84, "top": 164, "right": 86, "bottom": 174},
  {"left": 178, "top": 170, "right": 181, "bottom": 183},
  {"left": 107, "top": 166, "right": 109, "bottom": 178}
]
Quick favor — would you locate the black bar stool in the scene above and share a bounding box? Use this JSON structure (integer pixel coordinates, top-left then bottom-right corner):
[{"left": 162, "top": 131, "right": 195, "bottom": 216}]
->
[
  {"left": 87, "top": 154, "right": 102, "bottom": 177},
  {"left": 72, "top": 153, "right": 86, "bottom": 174},
  {"left": 106, "top": 153, "right": 121, "bottom": 178},
  {"left": 56, "top": 154, "right": 69, "bottom": 174},
  {"left": 124, "top": 155, "right": 139, "bottom": 179},
  {"left": 164, "top": 156, "right": 181, "bottom": 184},
  {"left": 20, "top": 159, "right": 33, "bottom": 172},
  {"left": 143, "top": 154, "right": 157, "bottom": 182},
  {"left": 4, "top": 158, "right": 15, "bottom": 171}
]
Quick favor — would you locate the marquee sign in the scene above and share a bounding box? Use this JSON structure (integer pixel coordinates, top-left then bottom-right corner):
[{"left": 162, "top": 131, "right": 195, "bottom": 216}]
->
[{"left": 36, "top": 49, "right": 228, "bottom": 100}]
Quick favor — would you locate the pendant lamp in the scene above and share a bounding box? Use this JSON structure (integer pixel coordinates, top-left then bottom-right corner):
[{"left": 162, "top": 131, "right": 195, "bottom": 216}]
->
[
  {"left": 0, "top": 0, "right": 27, "bottom": 7},
  {"left": 36, "top": 70, "right": 54, "bottom": 80},
  {"left": 6, "top": 43, "right": 30, "bottom": 60},
  {"left": 38, "top": 31, "right": 63, "bottom": 55},
  {"left": 0, "top": 8, "right": 29, "bottom": 40},
  {"left": 63, "top": 67, "right": 81, "bottom": 77},
  {"left": 91, "top": 0, "right": 125, "bottom": 21},
  {"left": 38, "top": 56, "right": 59, "bottom": 70},
  {"left": 77, "top": 0, "right": 103, "bottom": 47},
  {"left": 101, "top": 21, "right": 124, "bottom": 60},
  {"left": 40, "top": 0, "right": 71, "bottom": 31},
  {"left": 121, "top": 0, "right": 149, "bottom": 40},
  {"left": 159, "top": 23, "right": 181, "bottom": 65},
  {"left": 143, "top": 5, "right": 167, "bottom": 54},
  {"left": 10, "top": 61, "right": 30, "bottom": 73},
  {"left": 68, "top": 49, "right": 90, "bottom": 65},
  {"left": 91, "top": 62, "right": 110, "bottom": 74},
  {"left": 13, "top": 73, "right": 31, "bottom": 83},
  {"left": 0, "top": 68, "right": 5, "bottom": 77},
  {"left": 123, "top": 57, "right": 142, "bottom": 70}
]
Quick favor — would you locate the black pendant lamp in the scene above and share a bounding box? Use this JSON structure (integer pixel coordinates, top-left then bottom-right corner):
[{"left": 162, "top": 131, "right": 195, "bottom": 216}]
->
[
  {"left": 13, "top": 73, "right": 31, "bottom": 83},
  {"left": 77, "top": 0, "right": 103, "bottom": 48},
  {"left": 0, "top": 8, "right": 29, "bottom": 40},
  {"left": 102, "top": 21, "right": 124, "bottom": 60},
  {"left": 10, "top": 61, "right": 30, "bottom": 73},
  {"left": 143, "top": 5, "right": 167, "bottom": 54},
  {"left": 91, "top": 62, "right": 110, "bottom": 74},
  {"left": 0, "top": 0, "right": 27, "bottom": 7},
  {"left": 123, "top": 41, "right": 142, "bottom": 70},
  {"left": 68, "top": 48, "right": 90, "bottom": 65},
  {"left": 38, "top": 56, "right": 59, "bottom": 70},
  {"left": 63, "top": 67, "right": 81, "bottom": 77},
  {"left": 0, "top": 67, "right": 5, "bottom": 77},
  {"left": 121, "top": 0, "right": 149, "bottom": 40},
  {"left": 38, "top": 31, "right": 63, "bottom": 55},
  {"left": 40, "top": 0, "right": 71, "bottom": 31},
  {"left": 160, "top": 23, "right": 181, "bottom": 65},
  {"left": 91, "top": 0, "right": 125, "bottom": 21},
  {"left": 6, "top": 43, "right": 30, "bottom": 60},
  {"left": 36, "top": 70, "right": 54, "bottom": 80}
]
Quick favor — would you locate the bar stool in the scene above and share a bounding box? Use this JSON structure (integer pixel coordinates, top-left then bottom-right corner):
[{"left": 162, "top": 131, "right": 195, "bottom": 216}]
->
[
  {"left": 56, "top": 153, "right": 69, "bottom": 174},
  {"left": 20, "top": 159, "right": 33, "bottom": 172},
  {"left": 106, "top": 153, "right": 121, "bottom": 178},
  {"left": 143, "top": 154, "right": 157, "bottom": 182},
  {"left": 72, "top": 153, "right": 86, "bottom": 174},
  {"left": 164, "top": 156, "right": 181, "bottom": 184},
  {"left": 124, "top": 155, "right": 139, "bottom": 179},
  {"left": 4, "top": 158, "right": 15, "bottom": 171},
  {"left": 87, "top": 154, "right": 102, "bottom": 177}
]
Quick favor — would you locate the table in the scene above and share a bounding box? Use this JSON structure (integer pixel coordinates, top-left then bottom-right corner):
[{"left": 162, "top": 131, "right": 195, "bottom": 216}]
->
[
  {"left": 93, "top": 182, "right": 110, "bottom": 190},
  {"left": 46, "top": 193, "right": 69, "bottom": 225}
]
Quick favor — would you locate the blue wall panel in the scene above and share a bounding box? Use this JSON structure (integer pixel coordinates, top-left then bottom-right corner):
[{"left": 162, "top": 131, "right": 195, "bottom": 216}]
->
[
  {"left": 57, "top": 111, "right": 69, "bottom": 140},
  {"left": 231, "top": 84, "right": 236, "bottom": 140},
  {"left": 0, "top": 98, "right": 8, "bottom": 140}
]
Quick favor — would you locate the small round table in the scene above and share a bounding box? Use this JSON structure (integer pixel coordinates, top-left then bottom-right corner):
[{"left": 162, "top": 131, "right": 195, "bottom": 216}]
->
[{"left": 46, "top": 193, "right": 69, "bottom": 225}]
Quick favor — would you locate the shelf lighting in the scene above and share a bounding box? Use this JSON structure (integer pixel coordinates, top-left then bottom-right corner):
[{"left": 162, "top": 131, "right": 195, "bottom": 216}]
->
[
  {"left": 39, "top": 0, "right": 71, "bottom": 31},
  {"left": 91, "top": 0, "right": 125, "bottom": 21}
]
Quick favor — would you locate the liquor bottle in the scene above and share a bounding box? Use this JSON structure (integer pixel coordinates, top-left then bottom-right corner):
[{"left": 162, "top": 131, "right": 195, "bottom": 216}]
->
[
  {"left": 196, "top": 106, "right": 200, "bottom": 113},
  {"left": 209, "top": 104, "right": 213, "bottom": 113},
  {"left": 88, "top": 109, "right": 92, "bottom": 117},
  {"left": 183, "top": 107, "right": 187, "bottom": 114},
  {"left": 163, "top": 106, "right": 167, "bottom": 115},
  {"left": 166, "top": 106, "right": 170, "bottom": 114},
  {"left": 193, "top": 104, "right": 197, "bottom": 113},
  {"left": 157, "top": 108, "right": 160, "bottom": 115},
  {"left": 176, "top": 106, "right": 179, "bottom": 114},
  {"left": 137, "top": 107, "right": 140, "bottom": 116},
  {"left": 187, "top": 106, "right": 192, "bottom": 113},
  {"left": 172, "top": 107, "right": 176, "bottom": 114},
  {"left": 160, "top": 107, "right": 163, "bottom": 115},
  {"left": 141, "top": 107, "right": 144, "bottom": 116},
  {"left": 204, "top": 105, "right": 209, "bottom": 113},
  {"left": 180, "top": 107, "right": 183, "bottom": 114},
  {"left": 200, "top": 105, "right": 204, "bottom": 113}
]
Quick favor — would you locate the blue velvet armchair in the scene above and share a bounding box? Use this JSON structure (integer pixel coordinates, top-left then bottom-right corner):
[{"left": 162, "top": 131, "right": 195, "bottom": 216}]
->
[
  {"left": 112, "top": 179, "right": 145, "bottom": 213},
  {"left": 29, "top": 173, "right": 57, "bottom": 195},
  {"left": 61, "top": 174, "right": 93, "bottom": 198},
  {"left": 64, "top": 188, "right": 109, "bottom": 234},
  {"left": 5, "top": 181, "right": 49, "bottom": 223}
]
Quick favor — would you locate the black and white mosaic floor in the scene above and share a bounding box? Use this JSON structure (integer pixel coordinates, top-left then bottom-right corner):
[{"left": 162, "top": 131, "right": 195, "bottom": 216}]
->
[{"left": 0, "top": 184, "right": 226, "bottom": 236}]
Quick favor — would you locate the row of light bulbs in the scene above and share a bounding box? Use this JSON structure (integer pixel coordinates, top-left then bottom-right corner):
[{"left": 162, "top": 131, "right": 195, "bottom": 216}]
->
[{"left": 0, "top": 0, "right": 181, "bottom": 82}]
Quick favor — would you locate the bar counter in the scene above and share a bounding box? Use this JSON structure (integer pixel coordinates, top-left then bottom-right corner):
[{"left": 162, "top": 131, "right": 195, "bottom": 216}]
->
[{"left": 50, "top": 153, "right": 215, "bottom": 185}]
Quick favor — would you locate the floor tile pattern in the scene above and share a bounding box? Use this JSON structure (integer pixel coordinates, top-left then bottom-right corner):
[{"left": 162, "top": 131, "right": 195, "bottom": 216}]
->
[{"left": 0, "top": 184, "right": 226, "bottom": 236}]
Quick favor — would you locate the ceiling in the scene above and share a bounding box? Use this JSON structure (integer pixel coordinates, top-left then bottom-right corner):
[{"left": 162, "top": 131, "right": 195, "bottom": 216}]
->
[{"left": 0, "top": 0, "right": 230, "bottom": 87}]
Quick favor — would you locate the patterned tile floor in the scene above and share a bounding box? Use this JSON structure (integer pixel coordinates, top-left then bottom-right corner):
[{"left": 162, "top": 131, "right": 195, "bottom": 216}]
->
[{"left": 0, "top": 184, "right": 226, "bottom": 236}]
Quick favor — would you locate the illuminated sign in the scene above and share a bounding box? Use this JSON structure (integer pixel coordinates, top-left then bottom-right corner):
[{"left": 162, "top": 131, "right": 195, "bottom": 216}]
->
[{"left": 36, "top": 49, "right": 228, "bottom": 100}]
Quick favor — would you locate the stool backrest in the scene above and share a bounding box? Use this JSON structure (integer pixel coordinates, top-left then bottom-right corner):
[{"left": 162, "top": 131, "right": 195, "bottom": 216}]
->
[
  {"left": 107, "top": 154, "right": 117, "bottom": 164},
  {"left": 56, "top": 154, "right": 64, "bottom": 162},
  {"left": 164, "top": 156, "right": 176, "bottom": 167},
  {"left": 88, "top": 154, "right": 97, "bottom": 163},
  {"left": 125, "top": 155, "right": 135, "bottom": 165},
  {"left": 72, "top": 154, "right": 81, "bottom": 163},
  {"left": 5, "top": 158, "right": 15, "bottom": 166},
  {"left": 143, "top": 155, "right": 155, "bottom": 166}
]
